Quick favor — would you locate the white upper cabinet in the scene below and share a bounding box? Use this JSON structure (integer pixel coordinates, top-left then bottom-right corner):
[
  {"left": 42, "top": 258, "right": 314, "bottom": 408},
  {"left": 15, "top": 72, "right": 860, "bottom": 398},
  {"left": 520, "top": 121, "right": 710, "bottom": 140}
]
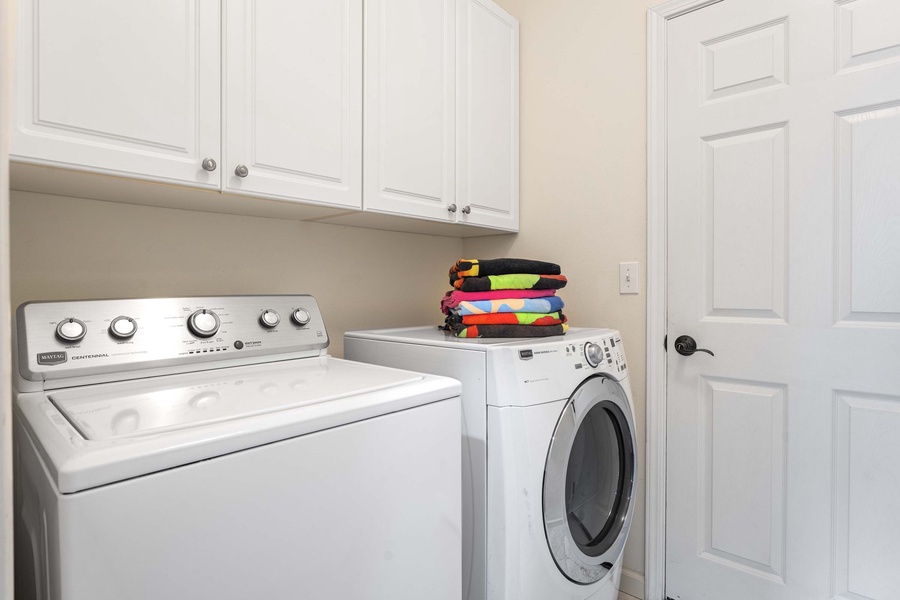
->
[
  {"left": 12, "top": 0, "right": 221, "bottom": 188},
  {"left": 364, "top": 0, "right": 518, "bottom": 231},
  {"left": 456, "top": 0, "right": 519, "bottom": 230},
  {"left": 12, "top": 0, "right": 517, "bottom": 233},
  {"left": 364, "top": 0, "right": 457, "bottom": 222},
  {"left": 223, "top": 0, "right": 362, "bottom": 208}
]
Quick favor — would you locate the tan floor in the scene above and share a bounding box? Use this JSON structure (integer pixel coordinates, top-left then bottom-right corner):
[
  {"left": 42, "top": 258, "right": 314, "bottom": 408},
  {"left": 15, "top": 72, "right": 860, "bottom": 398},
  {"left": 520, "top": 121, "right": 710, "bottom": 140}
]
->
[{"left": 618, "top": 593, "right": 640, "bottom": 600}]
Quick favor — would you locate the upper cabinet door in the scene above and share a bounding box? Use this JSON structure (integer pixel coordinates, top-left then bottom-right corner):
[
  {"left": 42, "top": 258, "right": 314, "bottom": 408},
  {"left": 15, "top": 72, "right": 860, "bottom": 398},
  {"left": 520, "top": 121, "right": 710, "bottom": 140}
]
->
[
  {"left": 364, "top": 0, "right": 456, "bottom": 220},
  {"left": 456, "top": 0, "right": 519, "bottom": 231},
  {"left": 12, "top": 0, "right": 221, "bottom": 188},
  {"left": 223, "top": 0, "right": 362, "bottom": 208}
]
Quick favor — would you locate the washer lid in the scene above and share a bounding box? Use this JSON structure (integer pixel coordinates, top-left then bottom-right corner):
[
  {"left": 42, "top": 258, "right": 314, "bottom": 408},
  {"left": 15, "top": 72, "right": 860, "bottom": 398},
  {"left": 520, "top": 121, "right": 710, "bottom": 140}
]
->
[
  {"left": 16, "top": 357, "right": 460, "bottom": 493},
  {"left": 49, "top": 357, "right": 422, "bottom": 441}
]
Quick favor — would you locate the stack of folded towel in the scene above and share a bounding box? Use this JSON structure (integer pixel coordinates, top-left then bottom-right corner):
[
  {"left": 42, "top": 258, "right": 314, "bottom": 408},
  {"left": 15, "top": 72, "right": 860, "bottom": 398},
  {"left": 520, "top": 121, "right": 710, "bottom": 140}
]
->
[{"left": 440, "top": 258, "right": 569, "bottom": 338}]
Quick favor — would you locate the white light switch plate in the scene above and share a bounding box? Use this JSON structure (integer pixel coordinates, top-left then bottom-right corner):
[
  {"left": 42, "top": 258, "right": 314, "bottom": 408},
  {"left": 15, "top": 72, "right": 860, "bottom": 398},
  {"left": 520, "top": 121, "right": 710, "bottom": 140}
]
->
[{"left": 619, "top": 262, "right": 639, "bottom": 294}]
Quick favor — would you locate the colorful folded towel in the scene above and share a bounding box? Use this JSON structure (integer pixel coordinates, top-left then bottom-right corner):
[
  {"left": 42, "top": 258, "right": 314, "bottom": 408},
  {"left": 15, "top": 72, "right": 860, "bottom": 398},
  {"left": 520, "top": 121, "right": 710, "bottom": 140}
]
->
[
  {"left": 450, "top": 296, "right": 565, "bottom": 316},
  {"left": 442, "top": 322, "right": 569, "bottom": 338},
  {"left": 456, "top": 311, "right": 566, "bottom": 326},
  {"left": 452, "top": 273, "right": 568, "bottom": 292},
  {"left": 440, "top": 289, "right": 556, "bottom": 312},
  {"left": 450, "top": 258, "right": 561, "bottom": 278}
]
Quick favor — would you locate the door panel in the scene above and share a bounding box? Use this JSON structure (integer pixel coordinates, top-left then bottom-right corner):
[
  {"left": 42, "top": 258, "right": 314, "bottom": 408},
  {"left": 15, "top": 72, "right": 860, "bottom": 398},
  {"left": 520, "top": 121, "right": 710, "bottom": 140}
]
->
[
  {"left": 833, "top": 391, "right": 900, "bottom": 599},
  {"left": 701, "top": 18, "right": 788, "bottom": 102},
  {"left": 836, "top": 103, "right": 900, "bottom": 324},
  {"left": 223, "top": 0, "right": 362, "bottom": 207},
  {"left": 702, "top": 124, "right": 787, "bottom": 321},
  {"left": 456, "top": 0, "right": 519, "bottom": 230},
  {"left": 836, "top": 0, "right": 900, "bottom": 72},
  {"left": 12, "top": 0, "right": 220, "bottom": 187},
  {"left": 701, "top": 377, "right": 786, "bottom": 580},
  {"left": 364, "top": 0, "right": 456, "bottom": 220},
  {"left": 666, "top": 1, "right": 900, "bottom": 599}
]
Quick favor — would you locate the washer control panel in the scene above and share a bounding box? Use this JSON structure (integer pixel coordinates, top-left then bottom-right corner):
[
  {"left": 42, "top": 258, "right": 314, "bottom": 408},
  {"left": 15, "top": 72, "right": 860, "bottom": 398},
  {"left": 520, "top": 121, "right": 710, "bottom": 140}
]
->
[{"left": 16, "top": 295, "right": 329, "bottom": 383}]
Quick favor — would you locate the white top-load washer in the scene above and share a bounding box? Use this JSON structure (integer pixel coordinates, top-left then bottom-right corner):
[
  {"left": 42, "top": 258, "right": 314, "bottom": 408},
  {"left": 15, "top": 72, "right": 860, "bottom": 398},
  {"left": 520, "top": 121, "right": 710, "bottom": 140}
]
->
[
  {"left": 14, "top": 296, "right": 462, "bottom": 600},
  {"left": 345, "top": 327, "right": 636, "bottom": 600}
]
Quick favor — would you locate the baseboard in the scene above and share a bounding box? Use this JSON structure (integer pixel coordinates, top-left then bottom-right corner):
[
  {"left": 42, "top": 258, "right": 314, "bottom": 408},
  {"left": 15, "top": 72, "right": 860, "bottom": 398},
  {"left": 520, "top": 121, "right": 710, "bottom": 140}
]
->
[{"left": 620, "top": 567, "right": 645, "bottom": 599}]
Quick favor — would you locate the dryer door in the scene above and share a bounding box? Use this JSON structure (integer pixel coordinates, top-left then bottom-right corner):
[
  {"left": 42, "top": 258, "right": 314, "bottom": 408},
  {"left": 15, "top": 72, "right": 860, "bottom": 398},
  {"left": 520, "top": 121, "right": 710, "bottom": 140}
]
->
[{"left": 542, "top": 375, "right": 636, "bottom": 584}]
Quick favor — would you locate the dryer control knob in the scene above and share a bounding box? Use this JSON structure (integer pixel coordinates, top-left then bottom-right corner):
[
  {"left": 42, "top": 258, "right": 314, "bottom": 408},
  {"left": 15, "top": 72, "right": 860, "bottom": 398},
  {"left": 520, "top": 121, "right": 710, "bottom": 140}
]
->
[
  {"left": 188, "top": 309, "right": 221, "bottom": 338},
  {"left": 56, "top": 318, "right": 87, "bottom": 343},
  {"left": 584, "top": 342, "right": 603, "bottom": 368},
  {"left": 291, "top": 308, "right": 311, "bottom": 327}
]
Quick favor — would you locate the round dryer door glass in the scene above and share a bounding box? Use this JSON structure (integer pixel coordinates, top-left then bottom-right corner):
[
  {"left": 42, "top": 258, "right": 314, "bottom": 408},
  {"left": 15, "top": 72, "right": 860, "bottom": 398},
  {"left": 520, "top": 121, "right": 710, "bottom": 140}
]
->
[
  {"left": 543, "top": 376, "right": 636, "bottom": 584},
  {"left": 566, "top": 402, "right": 627, "bottom": 554}
]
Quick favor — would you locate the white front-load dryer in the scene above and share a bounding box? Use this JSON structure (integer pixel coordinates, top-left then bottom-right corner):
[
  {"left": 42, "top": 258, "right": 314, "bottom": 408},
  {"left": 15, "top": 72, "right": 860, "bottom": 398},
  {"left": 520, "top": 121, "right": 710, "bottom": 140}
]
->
[{"left": 345, "top": 327, "right": 637, "bottom": 600}]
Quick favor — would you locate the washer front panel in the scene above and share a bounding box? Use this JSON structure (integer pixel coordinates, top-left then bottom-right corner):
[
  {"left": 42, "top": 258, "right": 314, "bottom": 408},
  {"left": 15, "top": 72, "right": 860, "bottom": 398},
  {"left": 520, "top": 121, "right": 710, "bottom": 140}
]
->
[{"left": 542, "top": 375, "right": 636, "bottom": 584}]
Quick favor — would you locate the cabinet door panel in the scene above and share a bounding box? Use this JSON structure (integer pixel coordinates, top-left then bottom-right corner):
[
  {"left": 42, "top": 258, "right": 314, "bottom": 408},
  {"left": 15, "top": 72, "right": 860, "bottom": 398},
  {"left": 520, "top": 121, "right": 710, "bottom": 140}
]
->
[
  {"left": 457, "top": 0, "right": 518, "bottom": 231},
  {"left": 12, "top": 0, "right": 220, "bottom": 188},
  {"left": 365, "top": 0, "right": 455, "bottom": 220},
  {"left": 224, "top": 0, "right": 362, "bottom": 208}
]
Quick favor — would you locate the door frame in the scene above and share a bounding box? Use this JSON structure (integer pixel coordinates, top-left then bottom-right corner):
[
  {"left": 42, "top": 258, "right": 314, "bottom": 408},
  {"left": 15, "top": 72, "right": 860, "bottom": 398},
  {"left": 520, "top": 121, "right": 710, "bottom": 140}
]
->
[
  {"left": 644, "top": 1, "right": 722, "bottom": 599},
  {"left": 0, "top": 0, "right": 14, "bottom": 598}
]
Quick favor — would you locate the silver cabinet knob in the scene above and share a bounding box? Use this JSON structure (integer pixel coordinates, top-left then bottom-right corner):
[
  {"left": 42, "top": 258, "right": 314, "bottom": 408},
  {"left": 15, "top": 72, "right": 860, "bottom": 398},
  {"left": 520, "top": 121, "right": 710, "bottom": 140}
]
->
[
  {"left": 201, "top": 158, "right": 217, "bottom": 172},
  {"left": 447, "top": 204, "right": 458, "bottom": 213},
  {"left": 461, "top": 205, "right": 472, "bottom": 214},
  {"left": 234, "top": 164, "right": 249, "bottom": 178}
]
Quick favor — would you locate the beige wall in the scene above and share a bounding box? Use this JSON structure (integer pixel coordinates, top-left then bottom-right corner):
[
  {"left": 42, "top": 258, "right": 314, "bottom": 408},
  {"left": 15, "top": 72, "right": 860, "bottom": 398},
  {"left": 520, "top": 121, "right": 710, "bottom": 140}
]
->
[
  {"left": 467, "top": 0, "right": 654, "bottom": 591},
  {"left": 10, "top": 191, "right": 463, "bottom": 358}
]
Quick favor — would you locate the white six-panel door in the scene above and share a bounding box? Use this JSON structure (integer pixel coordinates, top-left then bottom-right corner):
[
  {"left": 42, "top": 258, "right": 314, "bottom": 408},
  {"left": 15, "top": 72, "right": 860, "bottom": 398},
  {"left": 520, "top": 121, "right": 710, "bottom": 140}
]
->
[
  {"left": 12, "top": 0, "right": 221, "bottom": 188},
  {"left": 223, "top": 0, "right": 362, "bottom": 208},
  {"left": 364, "top": 0, "right": 457, "bottom": 221},
  {"left": 666, "top": 0, "right": 900, "bottom": 598}
]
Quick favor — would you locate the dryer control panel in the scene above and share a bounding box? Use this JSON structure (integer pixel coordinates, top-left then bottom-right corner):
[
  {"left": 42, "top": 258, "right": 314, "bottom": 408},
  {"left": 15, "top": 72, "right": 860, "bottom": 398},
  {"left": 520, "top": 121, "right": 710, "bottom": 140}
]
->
[
  {"left": 576, "top": 334, "right": 627, "bottom": 375},
  {"left": 16, "top": 295, "right": 329, "bottom": 384},
  {"left": 488, "top": 329, "right": 630, "bottom": 408}
]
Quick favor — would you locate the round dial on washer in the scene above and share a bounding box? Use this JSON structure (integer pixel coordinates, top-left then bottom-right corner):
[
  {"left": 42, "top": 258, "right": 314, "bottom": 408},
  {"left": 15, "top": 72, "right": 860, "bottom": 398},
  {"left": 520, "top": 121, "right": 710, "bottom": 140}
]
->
[
  {"left": 109, "top": 316, "right": 138, "bottom": 340},
  {"left": 56, "top": 318, "right": 87, "bottom": 343},
  {"left": 584, "top": 342, "right": 603, "bottom": 368},
  {"left": 187, "top": 309, "right": 221, "bottom": 338},
  {"left": 291, "top": 308, "right": 311, "bottom": 326},
  {"left": 260, "top": 309, "right": 280, "bottom": 328}
]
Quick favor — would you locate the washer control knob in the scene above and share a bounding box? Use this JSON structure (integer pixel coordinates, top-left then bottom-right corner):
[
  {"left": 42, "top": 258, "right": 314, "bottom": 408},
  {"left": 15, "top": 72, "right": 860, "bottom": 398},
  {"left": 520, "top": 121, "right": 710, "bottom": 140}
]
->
[
  {"left": 291, "top": 308, "right": 311, "bottom": 327},
  {"left": 188, "top": 309, "right": 221, "bottom": 338},
  {"left": 56, "top": 318, "right": 87, "bottom": 343},
  {"left": 584, "top": 342, "right": 603, "bottom": 368},
  {"left": 109, "top": 316, "right": 138, "bottom": 340},
  {"left": 260, "top": 309, "right": 280, "bottom": 328}
]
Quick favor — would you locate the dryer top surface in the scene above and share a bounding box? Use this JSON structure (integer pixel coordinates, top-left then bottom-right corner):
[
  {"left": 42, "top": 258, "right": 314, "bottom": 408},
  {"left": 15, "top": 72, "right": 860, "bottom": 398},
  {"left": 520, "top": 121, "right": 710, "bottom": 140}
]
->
[{"left": 345, "top": 326, "right": 619, "bottom": 351}]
